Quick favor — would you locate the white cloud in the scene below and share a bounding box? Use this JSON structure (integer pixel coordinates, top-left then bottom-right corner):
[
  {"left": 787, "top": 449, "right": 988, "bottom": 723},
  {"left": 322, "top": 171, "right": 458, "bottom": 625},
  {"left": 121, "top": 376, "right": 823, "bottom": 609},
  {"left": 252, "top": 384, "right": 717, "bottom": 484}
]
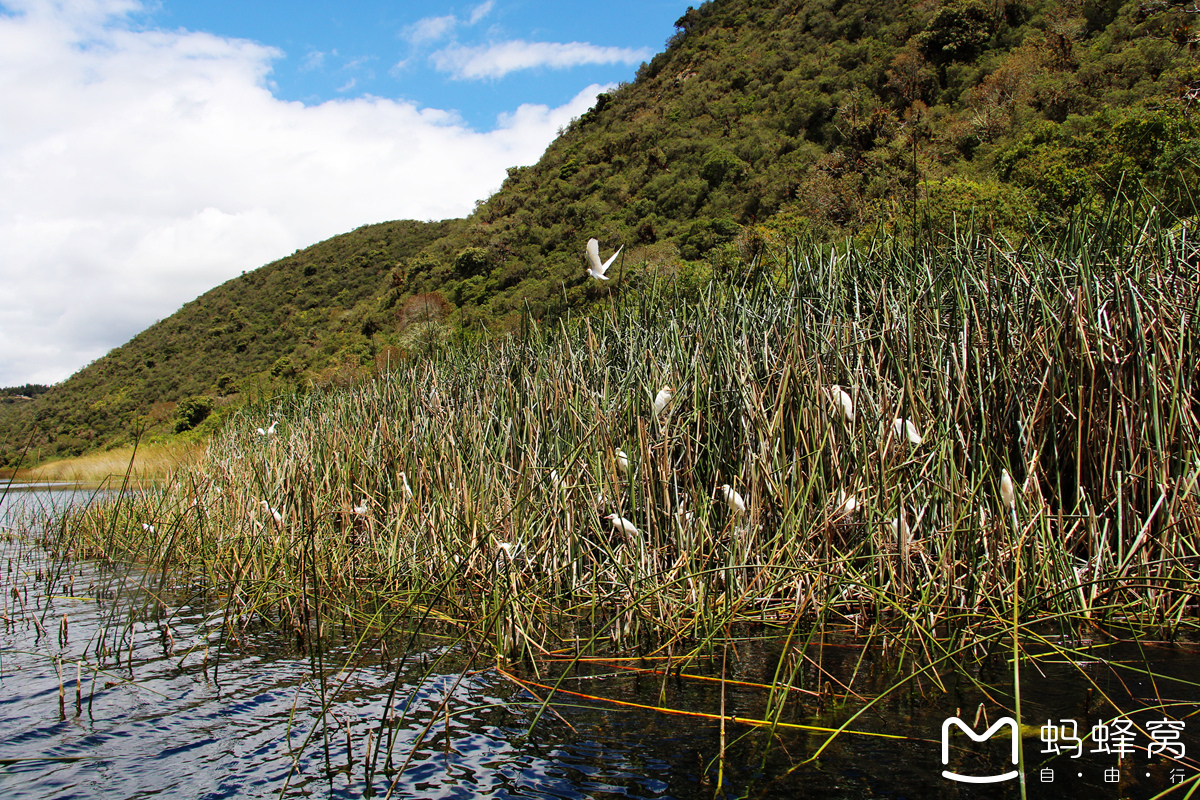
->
[
  {"left": 432, "top": 39, "right": 651, "bottom": 80},
  {"left": 403, "top": 1, "right": 492, "bottom": 48},
  {"left": 403, "top": 13, "right": 457, "bottom": 46},
  {"left": 0, "top": 0, "right": 608, "bottom": 386},
  {"left": 467, "top": 0, "right": 494, "bottom": 25}
]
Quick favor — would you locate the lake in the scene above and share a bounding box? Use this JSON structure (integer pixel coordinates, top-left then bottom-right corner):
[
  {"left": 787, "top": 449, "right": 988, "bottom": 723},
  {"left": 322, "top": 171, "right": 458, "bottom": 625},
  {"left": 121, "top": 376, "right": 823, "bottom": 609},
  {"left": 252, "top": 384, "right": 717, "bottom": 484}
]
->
[{"left": 1, "top": 485, "right": 1197, "bottom": 798}]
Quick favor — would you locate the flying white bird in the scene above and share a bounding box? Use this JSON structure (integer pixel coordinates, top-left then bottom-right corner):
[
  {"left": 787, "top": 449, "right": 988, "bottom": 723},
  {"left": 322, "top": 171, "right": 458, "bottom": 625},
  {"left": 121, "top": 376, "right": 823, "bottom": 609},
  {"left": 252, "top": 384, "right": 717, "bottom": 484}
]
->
[
  {"left": 653, "top": 386, "right": 674, "bottom": 417},
  {"left": 605, "top": 513, "right": 639, "bottom": 537},
  {"left": 893, "top": 416, "right": 923, "bottom": 446},
  {"left": 826, "top": 385, "right": 854, "bottom": 425},
  {"left": 1000, "top": 468, "right": 1015, "bottom": 510},
  {"left": 585, "top": 238, "right": 622, "bottom": 280},
  {"left": 720, "top": 484, "right": 747, "bottom": 515}
]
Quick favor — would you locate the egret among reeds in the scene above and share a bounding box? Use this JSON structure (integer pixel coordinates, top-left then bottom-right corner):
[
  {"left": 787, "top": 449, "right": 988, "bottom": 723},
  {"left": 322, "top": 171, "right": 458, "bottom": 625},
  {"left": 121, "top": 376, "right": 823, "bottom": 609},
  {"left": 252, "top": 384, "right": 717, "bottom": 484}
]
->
[
  {"left": 260, "top": 500, "right": 283, "bottom": 527},
  {"left": 400, "top": 471, "right": 414, "bottom": 501},
  {"left": 826, "top": 385, "right": 854, "bottom": 425},
  {"left": 894, "top": 416, "right": 923, "bottom": 446},
  {"left": 256, "top": 420, "right": 278, "bottom": 437},
  {"left": 615, "top": 449, "right": 630, "bottom": 476},
  {"left": 720, "top": 484, "right": 747, "bottom": 516},
  {"left": 652, "top": 386, "right": 674, "bottom": 417},
  {"left": 605, "top": 513, "right": 638, "bottom": 537},
  {"left": 585, "top": 238, "right": 622, "bottom": 280},
  {"left": 1000, "top": 469, "right": 1015, "bottom": 510}
]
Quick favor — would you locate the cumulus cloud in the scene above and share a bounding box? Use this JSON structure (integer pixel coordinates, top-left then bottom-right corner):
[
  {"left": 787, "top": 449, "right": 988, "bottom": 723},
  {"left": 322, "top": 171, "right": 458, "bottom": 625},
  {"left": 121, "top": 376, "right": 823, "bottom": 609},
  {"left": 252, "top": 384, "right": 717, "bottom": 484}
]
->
[
  {"left": 0, "top": 0, "right": 608, "bottom": 385},
  {"left": 432, "top": 39, "right": 652, "bottom": 80}
]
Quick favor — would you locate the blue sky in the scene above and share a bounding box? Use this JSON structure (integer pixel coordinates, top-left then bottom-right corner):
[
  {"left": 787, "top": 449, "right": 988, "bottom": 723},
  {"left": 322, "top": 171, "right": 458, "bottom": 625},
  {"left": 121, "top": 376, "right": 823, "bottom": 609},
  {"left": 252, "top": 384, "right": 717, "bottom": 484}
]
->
[
  {"left": 0, "top": 0, "right": 692, "bottom": 386},
  {"left": 149, "top": 1, "right": 683, "bottom": 127}
]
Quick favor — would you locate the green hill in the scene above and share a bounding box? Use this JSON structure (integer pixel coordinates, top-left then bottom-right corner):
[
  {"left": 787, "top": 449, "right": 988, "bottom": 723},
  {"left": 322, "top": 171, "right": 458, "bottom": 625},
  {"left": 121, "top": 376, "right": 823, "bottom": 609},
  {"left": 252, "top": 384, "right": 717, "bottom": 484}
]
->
[{"left": 2, "top": 0, "right": 1196, "bottom": 466}]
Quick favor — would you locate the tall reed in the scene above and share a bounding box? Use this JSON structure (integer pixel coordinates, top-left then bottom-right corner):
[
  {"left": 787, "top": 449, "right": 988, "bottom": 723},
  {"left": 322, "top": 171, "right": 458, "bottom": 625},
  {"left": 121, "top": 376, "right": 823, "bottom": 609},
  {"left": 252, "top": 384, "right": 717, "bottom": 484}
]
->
[{"left": 55, "top": 203, "right": 1200, "bottom": 662}]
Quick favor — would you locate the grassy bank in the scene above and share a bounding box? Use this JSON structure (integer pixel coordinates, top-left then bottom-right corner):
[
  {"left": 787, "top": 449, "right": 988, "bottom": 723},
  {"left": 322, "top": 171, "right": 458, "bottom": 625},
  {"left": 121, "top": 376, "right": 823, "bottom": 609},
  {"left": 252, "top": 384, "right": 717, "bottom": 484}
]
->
[
  {"left": 15, "top": 441, "right": 202, "bottom": 485},
  {"left": 52, "top": 205, "right": 1200, "bottom": 664}
]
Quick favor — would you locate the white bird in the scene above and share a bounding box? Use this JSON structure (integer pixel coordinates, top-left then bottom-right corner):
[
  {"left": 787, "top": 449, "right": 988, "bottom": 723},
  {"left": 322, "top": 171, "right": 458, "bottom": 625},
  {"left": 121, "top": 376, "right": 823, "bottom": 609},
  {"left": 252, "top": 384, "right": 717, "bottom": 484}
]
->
[
  {"left": 826, "top": 385, "right": 854, "bottom": 425},
  {"left": 550, "top": 469, "right": 564, "bottom": 491},
  {"left": 585, "top": 238, "right": 622, "bottom": 280},
  {"left": 352, "top": 498, "right": 370, "bottom": 516},
  {"left": 605, "top": 513, "right": 639, "bottom": 537},
  {"left": 835, "top": 490, "right": 857, "bottom": 516},
  {"left": 653, "top": 386, "right": 674, "bottom": 417},
  {"left": 256, "top": 419, "right": 278, "bottom": 437},
  {"left": 720, "top": 484, "right": 747, "bottom": 515},
  {"left": 399, "top": 471, "right": 414, "bottom": 501},
  {"left": 260, "top": 500, "right": 283, "bottom": 526},
  {"left": 615, "top": 449, "right": 630, "bottom": 475},
  {"left": 893, "top": 416, "right": 923, "bottom": 446},
  {"left": 141, "top": 522, "right": 155, "bottom": 533},
  {"left": 1000, "top": 468, "right": 1015, "bottom": 510}
]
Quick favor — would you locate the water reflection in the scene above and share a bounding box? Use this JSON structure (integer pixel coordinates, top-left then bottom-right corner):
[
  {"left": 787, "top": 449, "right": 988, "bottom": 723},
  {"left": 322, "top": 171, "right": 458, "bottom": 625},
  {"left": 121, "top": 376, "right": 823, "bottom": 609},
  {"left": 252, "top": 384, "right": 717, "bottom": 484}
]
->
[{"left": 1, "top": 490, "right": 1197, "bottom": 798}]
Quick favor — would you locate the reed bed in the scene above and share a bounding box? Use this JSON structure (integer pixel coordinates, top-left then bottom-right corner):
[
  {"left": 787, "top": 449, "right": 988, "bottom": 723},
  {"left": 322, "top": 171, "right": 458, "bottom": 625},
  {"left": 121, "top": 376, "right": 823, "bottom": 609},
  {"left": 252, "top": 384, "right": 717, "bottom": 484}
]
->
[{"left": 53, "top": 208, "right": 1200, "bottom": 666}]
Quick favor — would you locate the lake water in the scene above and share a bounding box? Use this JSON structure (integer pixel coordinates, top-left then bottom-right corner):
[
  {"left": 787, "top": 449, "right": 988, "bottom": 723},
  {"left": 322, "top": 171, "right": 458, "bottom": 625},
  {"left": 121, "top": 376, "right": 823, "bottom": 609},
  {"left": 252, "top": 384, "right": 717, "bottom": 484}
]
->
[{"left": 2, "top": 486, "right": 1197, "bottom": 798}]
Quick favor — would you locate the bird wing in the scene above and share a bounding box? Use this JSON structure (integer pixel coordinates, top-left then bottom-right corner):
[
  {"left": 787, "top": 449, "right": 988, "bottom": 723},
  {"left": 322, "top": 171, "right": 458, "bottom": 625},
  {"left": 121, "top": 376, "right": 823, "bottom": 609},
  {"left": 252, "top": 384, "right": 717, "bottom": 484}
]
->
[
  {"left": 598, "top": 246, "right": 623, "bottom": 277},
  {"left": 586, "top": 238, "right": 602, "bottom": 272}
]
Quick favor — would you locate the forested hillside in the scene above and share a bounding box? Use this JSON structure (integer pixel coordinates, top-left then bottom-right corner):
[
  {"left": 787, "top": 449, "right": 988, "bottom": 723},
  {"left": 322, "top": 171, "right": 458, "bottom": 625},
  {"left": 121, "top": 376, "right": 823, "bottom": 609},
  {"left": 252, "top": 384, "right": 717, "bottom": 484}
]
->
[{"left": 2, "top": 0, "right": 1196, "bottom": 466}]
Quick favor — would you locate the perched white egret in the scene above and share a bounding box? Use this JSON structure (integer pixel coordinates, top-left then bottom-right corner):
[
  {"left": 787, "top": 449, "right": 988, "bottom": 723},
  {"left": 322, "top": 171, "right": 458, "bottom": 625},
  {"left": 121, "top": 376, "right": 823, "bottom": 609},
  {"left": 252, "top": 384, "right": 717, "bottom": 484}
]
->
[
  {"left": 720, "top": 484, "right": 747, "bottom": 515},
  {"left": 653, "top": 386, "right": 674, "bottom": 417},
  {"left": 256, "top": 419, "right": 278, "bottom": 437},
  {"left": 605, "top": 513, "right": 639, "bottom": 537},
  {"left": 835, "top": 490, "right": 857, "bottom": 516},
  {"left": 616, "top": 449, "right": 630, "bottom": 475},
  {"left": 826, "top": 385, "right": 854, "bottom": 425},
  {"left": 260, "top": 500, "right": 283, "bottom": 526},
  {"left": 1000, "top": 468, "right": 1015, "bottom": 510},
  {"left": 585, "top": 238, "right": 622, "bottom": 280},
  {"left": 352, "top": 498, "right": 370, "bottom": 516},
  {"left": 399, "top": 471, "right": 414, "bottom": 501},
  {"left": 893, "top": 416, "right": 923, "bottom": 446},
  {"left": 550, "top": 469, "right": 563, "bottom": 491}
]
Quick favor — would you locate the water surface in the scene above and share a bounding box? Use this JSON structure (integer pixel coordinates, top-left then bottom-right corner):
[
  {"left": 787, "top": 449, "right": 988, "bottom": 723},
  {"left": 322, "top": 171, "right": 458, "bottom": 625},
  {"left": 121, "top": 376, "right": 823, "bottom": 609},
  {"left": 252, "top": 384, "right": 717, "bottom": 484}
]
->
[{"left": 2, "top": 488, "right": 1197, "bottom": 798}]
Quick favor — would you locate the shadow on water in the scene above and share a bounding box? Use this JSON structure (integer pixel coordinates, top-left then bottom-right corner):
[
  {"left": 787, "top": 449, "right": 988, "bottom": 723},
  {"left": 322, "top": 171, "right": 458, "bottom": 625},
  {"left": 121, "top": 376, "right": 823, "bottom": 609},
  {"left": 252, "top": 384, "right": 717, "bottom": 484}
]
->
[{"left": 1, "top": 488, "right": 1197, "bottom": 799}]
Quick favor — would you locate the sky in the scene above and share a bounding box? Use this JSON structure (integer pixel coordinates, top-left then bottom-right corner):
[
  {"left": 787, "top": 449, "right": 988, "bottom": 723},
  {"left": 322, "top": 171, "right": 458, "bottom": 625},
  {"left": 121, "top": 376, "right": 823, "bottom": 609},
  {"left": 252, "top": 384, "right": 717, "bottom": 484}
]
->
[{"left": 0, "top": 0, "right": 690, "bottom": 387}]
